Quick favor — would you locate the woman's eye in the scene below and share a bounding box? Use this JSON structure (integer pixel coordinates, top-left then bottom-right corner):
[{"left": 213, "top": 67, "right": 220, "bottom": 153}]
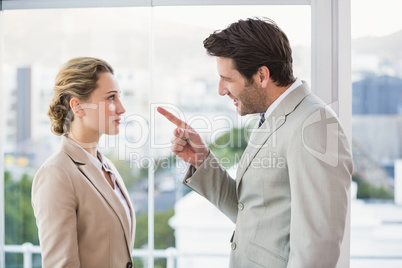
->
[{"left": 108, "top": 95, "right": 115, "bottom": 100}]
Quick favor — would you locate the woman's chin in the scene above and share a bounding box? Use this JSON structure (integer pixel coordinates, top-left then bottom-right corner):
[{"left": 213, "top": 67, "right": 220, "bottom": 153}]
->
[{"left": 105, "top": 128, "right": 120, "bottom": 136}]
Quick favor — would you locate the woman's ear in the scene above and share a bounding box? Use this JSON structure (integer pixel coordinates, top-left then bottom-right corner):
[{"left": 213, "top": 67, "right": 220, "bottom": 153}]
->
[{"left": 70, "top": 97, "right": 85, "bottom": 117}]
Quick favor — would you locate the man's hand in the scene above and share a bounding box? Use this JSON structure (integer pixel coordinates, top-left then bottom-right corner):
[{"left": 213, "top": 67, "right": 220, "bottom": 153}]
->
[{"left": 157, "top": 107, "right": 210, "bottom": 169}]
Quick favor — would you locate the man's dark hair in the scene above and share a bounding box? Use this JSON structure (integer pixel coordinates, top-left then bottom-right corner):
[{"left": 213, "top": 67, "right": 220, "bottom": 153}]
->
[{"left": 203, "top": 17, "right": 295, "bottom": 87}]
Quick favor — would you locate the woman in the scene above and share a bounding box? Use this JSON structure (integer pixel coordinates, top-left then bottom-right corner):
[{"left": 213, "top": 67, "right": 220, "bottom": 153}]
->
[{"left": 32, "top": 57, "right": 135, "bottom": 268}]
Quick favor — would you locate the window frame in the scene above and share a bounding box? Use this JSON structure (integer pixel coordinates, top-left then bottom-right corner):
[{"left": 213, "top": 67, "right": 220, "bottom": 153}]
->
[
  {"left": 0, "top": 1, "right": 352, "bottom": 268},
  {"left": 0, "top": 10, "right": 5, "bottom": 268}
]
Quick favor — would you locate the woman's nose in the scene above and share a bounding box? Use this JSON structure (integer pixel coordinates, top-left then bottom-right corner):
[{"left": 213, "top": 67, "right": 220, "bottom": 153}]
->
[{"left": 115, "top": 99, "right": 126, "bottom": 115}]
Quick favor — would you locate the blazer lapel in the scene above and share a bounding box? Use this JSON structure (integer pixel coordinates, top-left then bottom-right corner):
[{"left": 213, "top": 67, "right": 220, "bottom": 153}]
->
[
  {"left": 60, "top": 136, "right": 132, "bottom": 253},
  {"left": 236, "top": 82, "right": 311, "bottom": 188},
  {"left": 236, "top": 105, "right": 286, "bottom": 186},
  {"left": 105, "top": 158, "right": 136, "bottom": 249}
]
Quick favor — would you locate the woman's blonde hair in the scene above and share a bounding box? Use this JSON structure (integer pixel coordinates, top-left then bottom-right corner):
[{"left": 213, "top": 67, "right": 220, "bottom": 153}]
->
[{"left": 48, "top": 57, "right": 114, "bottom": 135}]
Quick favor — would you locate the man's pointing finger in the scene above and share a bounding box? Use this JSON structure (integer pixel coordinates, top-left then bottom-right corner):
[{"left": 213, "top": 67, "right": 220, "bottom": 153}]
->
[{"left": 157, "top": 106, "right": 189, "bottom": 129}]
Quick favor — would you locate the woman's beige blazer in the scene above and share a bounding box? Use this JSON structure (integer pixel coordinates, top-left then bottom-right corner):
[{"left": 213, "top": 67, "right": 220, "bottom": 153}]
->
[{"left": 32, "top": 136, "right": 135, "bottom": 268}]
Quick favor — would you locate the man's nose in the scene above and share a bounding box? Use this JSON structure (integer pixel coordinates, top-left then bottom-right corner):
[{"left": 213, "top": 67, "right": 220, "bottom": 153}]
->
[{"left": 218, "top": 79, "right": 229, "bottom": 96}]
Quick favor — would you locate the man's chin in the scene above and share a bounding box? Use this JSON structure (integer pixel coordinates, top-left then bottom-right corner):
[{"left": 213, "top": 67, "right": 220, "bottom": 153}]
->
[
  {"left": 236, "top": 106, "right": 248, "bottom": 116},
  {"left": 238, "top": 112, "right": 249, "bottom": 116}
]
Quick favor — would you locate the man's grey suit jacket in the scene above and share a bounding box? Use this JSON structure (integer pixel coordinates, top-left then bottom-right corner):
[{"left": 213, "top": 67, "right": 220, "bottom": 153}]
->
[{"left": 183, "top": 82, "right": 353, "bottom": 268}]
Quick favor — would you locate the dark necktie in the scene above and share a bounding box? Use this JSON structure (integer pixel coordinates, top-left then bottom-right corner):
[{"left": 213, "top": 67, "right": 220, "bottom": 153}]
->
[{"left": 258, "top": 113, "right": 266, "bottom": 128}]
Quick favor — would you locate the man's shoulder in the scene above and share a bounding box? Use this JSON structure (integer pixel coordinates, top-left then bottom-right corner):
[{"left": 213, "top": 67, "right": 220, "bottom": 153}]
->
[
  {"left": 297, "top": 93, "right": 334, "bottom": 114},
  {"left": 285, "top": 93, "right": 341, "bottom": 135}
]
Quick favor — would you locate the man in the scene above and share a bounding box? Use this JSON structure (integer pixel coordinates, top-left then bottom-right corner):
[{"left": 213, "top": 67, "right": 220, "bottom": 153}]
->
[{"left": 158, "top": 17, "right": 352, "bottom": 268}]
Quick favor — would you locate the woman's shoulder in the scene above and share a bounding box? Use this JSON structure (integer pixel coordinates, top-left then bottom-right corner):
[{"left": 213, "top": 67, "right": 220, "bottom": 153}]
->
[
  {"left": 36, "top": 149, "right": 76, "bottom": 176},
  {"left": 32, "top": 149, "right": 79, "bottom": 202}
]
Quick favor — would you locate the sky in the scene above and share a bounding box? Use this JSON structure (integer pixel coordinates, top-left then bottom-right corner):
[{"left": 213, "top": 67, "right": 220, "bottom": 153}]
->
[
  {"left": 3, "top": 1, "right": 401, "bottom": 48},
  {"left": 154, "top": 0, "right": 402, "bottom": 46},
  {"left": 154, "top": 5, "right": 312, "bottom": 46},
  {"left": 351, "top": 0, "right": 402, "bottom": 38}
]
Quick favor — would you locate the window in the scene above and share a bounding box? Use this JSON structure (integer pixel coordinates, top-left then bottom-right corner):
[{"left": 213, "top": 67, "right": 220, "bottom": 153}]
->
[
  {"left": 1, "top": 1, "right": 351, "bottom": 268},
  {"left": 350, "top": 1, "right": 402, "bottom": 267}
]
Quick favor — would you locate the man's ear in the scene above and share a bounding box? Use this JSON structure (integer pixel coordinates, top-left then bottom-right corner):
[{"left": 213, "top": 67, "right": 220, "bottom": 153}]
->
[
  {"left": 70, "top": 97, "right": 85, "bottom": 117},
  {"left": 258, "top": 66, "right": 270, "bottom": 88}
]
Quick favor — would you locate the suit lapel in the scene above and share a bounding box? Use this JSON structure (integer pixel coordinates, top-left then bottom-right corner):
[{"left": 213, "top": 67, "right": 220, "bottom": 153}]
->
[
  {"left": 60, "top": 136, "right": 132, "bottom": 254},
  {"left": 236, "top": 105, "right": 286, "bottom": 185},
  {"left": 236, "top": 83, "right": 311, "bottom": 188},
  {"left": 105, "top": 158, "right": 136, "bottom": 248}
]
